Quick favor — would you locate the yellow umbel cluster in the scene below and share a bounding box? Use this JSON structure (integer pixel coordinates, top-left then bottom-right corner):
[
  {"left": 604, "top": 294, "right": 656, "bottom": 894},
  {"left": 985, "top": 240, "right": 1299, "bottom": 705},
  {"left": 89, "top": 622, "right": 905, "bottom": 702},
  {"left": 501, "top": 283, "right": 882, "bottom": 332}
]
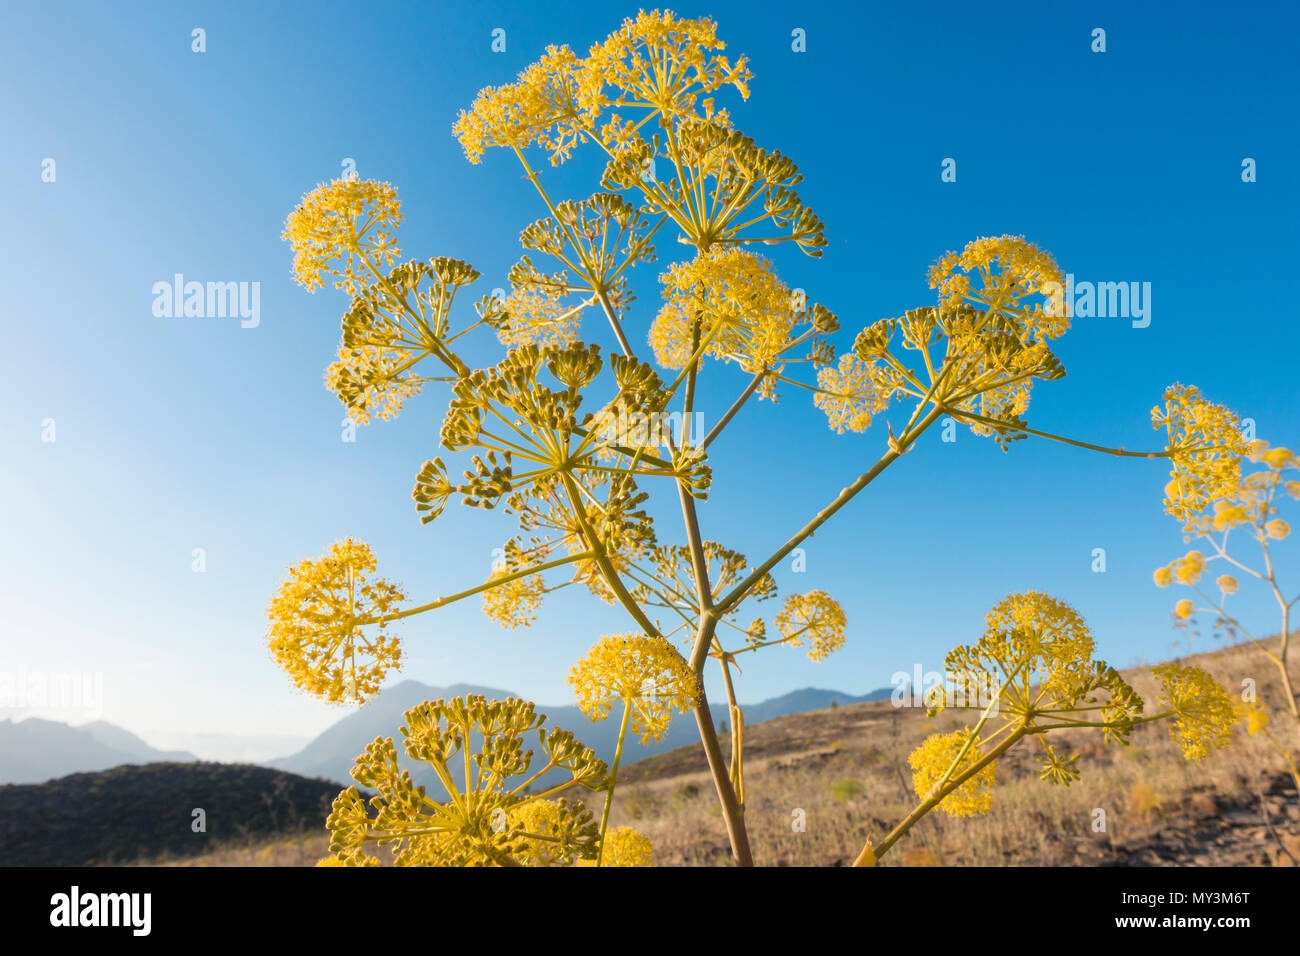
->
[
  {"left": 569, "top": 634, "right": 700, "bottom": 743},
  {"left": 266, "top": 539, "right": 404, "bottom": 704}
]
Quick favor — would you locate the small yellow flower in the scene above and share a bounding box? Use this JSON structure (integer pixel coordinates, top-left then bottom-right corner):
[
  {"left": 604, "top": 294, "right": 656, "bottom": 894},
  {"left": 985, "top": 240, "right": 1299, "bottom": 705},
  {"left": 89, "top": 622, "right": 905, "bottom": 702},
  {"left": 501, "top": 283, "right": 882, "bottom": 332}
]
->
[
  {"left": 569, "top": 634, "right": 701, "bottom": 743},
  {"left": 984, "top": 591, "right": 1095, "bottom": 670},
  {"left": 578, "top": 826, "right": 654, "bottom": 867},
  {"left": 1262, "top": 447, "right": 1293, "bottom": 470},
  {"left": 1266, "top": 519, "right": 1290, "bottom": 540},
  {"left": 582, "top": 10, "right": 752, "bottom": 118},
  {"left": 452, "top": 45, "right": 589, "bottom": 166},
  {"left": 1153, "top": 566, "right": 1173, "bottom": 587},
  {"left": 814, "top": 353, "right": 892, "bottom": 434},
  {"left": 327, "top": 348, "right": 425, "bottom": 425},
  {"left": 1216, "top": 574, "right": 1238, "bottom": 595},
  {"left": 498, "top": 284, "right": 583, "bottom": 348},
  {"left": 1172, "top": 550, "right": 1206, "bottom": 585},
  {"left": 1240, "top": 701, "right": 1269, "bottom": 736},
  {"left": 1211, "top": 500, "right": 1249, "bottom": 531},
  {"left": 942, "top": 592, "right": 1126, "bottom": 733},
  {"left": 908, "top": 729, "right": 995, "bottom": 816},
  {"left": 507, "top": 800, "right": 602, "bottom": 866},
  {"left": 266, "top": 539, "right": 405, "bottom": 704},
  {"left": 316, "top": 850, "right": 380, "bottom": 867},
  {"left": 481, "top": 558, "right": 546, "bottom": 629},
  {"left": 1152, "top": 663, "right": 1235, "bottom": 760},
  {"left": 1174, "top": 599, "right": 1195, "bottom": 619},
  {"left": 773, "top": 590, "right": 848, "bottom": 660}
]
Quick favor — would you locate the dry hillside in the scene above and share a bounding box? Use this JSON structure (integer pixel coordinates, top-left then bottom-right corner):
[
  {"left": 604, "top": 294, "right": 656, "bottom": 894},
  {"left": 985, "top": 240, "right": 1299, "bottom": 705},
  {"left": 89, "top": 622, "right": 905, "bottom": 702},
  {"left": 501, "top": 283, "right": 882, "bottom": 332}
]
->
[{"left": 160, "top": 640, "right": 1300, "bottom": 867}]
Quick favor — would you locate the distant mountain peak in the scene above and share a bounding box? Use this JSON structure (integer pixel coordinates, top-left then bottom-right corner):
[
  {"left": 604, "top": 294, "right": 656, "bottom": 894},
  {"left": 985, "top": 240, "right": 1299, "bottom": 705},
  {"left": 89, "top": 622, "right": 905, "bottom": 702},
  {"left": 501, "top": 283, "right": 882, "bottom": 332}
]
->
[{"left": 0, "top": 717, "right": 196, "bottom": 785}]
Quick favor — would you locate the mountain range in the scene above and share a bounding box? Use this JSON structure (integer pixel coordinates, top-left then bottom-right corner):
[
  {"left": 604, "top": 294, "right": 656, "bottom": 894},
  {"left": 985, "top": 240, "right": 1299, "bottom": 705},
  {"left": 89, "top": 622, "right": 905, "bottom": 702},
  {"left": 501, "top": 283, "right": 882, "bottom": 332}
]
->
[
  {"left": 0, "top": 683, "right": 893, "bottom": 788},
  {"left": 269, "top": 680, "right": 893, "bottom": 791},
  {"left": 0, "top": 718, "right": 197, "bottom": 785}
]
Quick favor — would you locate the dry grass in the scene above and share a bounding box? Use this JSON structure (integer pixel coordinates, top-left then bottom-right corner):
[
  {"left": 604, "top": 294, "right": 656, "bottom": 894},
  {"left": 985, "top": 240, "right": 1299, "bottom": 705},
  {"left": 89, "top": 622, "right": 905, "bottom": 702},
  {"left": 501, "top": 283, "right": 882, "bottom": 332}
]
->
[{"left": 143, "top": 832, "right": 330, "bottom": 866}]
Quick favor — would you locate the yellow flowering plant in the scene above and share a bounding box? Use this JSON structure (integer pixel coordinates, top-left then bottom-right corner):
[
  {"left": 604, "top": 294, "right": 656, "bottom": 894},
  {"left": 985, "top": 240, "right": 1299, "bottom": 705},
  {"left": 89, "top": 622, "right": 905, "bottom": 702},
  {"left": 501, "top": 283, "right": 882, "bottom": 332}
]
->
[
  {"left": 850, "top": 593, "right": 1234, "bottom": 865},
  {"left": 270, "top": 10, "right": 1246, "bottom": 866},
  {"left": 1152, "top": 425, "right": 1300, "bottom": 759}
]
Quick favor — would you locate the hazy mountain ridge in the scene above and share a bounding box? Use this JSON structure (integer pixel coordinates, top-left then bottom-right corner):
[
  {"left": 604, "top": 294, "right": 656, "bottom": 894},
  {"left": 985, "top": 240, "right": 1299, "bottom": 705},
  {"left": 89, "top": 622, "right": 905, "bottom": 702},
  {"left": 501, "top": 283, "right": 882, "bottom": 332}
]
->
[
  {"left": 81, "top": 720, "right": 198, "bottom": 763},
  {"left": 0, "top": 717, "right": 197, "bottom": 785},
  {"left": 269, "top": 680, "right": 893, "bottom": 791},
  {"left": 142, "top": 730, "right": 313, "bottom": 764}
]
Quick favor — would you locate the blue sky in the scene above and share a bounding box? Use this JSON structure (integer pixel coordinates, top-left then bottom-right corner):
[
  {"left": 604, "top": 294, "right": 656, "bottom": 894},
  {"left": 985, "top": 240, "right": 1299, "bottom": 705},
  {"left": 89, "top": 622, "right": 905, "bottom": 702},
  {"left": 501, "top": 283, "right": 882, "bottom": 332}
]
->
[{"left": 3, "top": 1, "right": 1297, "bottom": 754}]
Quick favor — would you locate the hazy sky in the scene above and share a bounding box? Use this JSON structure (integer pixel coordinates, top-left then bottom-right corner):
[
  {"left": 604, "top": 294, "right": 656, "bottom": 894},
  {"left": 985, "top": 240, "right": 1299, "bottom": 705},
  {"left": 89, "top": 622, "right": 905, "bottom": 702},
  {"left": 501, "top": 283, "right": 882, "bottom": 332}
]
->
[{"left": 3, "top": 1, "right": 1297, "bottom": 754}]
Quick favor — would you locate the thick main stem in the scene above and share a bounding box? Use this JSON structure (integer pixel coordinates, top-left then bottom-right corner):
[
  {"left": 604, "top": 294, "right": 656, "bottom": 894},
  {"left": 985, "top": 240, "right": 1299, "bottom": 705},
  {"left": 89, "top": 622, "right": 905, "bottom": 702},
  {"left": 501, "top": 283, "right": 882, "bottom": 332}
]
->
[
  {"left": 589, "top": 272, "right": 753, "bottom": 864},
  {"left": 692, "top": 685, "right": 753, "bottom": 865}
]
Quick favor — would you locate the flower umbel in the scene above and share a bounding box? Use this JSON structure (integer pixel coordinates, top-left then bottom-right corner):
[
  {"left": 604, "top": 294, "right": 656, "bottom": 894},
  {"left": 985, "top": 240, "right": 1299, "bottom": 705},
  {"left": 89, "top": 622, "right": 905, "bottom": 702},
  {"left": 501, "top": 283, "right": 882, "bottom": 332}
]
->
[
  {"left": 1151, "top": 662, "right": 1235, "bottom": 760},
  {"left": 481, "top": 543, "right": 550, "bottom": 629},
  {"left": 569, "top": 634, "right": 700, "bottom": 743},
  {"left": 323, "top": 695, "right": 607, "bottom": 866},
  {"left": 282, "top": 178, "right": 402, "bottom": 293},
  {"left": 266, "top": 539, "right": 405, "bottom": 704},
  {"left": 929, "top": 235, "right": 1066, "bottom": 339},
  {"left": 773, "top": 590, "right": 847, "bottom": 661},
  {"left": 1152, "top": 384, "right": 1247, "bottom": 527}
]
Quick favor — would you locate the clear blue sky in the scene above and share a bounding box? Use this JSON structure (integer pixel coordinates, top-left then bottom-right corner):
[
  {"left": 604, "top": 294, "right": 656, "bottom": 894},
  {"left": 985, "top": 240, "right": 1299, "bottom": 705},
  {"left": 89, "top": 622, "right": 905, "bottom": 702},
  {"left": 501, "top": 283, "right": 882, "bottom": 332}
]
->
[{"left": 3, "top": 1, "right": 1297, "bottom": 749}]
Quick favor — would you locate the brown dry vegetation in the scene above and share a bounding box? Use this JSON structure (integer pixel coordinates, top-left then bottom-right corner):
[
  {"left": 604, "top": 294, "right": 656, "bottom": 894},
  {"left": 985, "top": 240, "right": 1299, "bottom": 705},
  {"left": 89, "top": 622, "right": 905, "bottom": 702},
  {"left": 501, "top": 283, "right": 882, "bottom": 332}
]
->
[{"left": 161, "top": 641, "right": 1300, "bottom": 867}]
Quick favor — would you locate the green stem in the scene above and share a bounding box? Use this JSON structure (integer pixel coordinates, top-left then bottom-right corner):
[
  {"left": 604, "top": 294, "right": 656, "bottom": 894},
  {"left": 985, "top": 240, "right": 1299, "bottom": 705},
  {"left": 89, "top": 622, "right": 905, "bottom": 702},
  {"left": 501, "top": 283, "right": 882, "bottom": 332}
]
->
[
  {"left": 375, "top": 551, "right": 593, "bottom": 624},
  {"left": 702, "top": 368, "right": 767, "bottom": 451},
  {"left": 946, "top": 407, "right": 1174, "bottom": 459}
]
